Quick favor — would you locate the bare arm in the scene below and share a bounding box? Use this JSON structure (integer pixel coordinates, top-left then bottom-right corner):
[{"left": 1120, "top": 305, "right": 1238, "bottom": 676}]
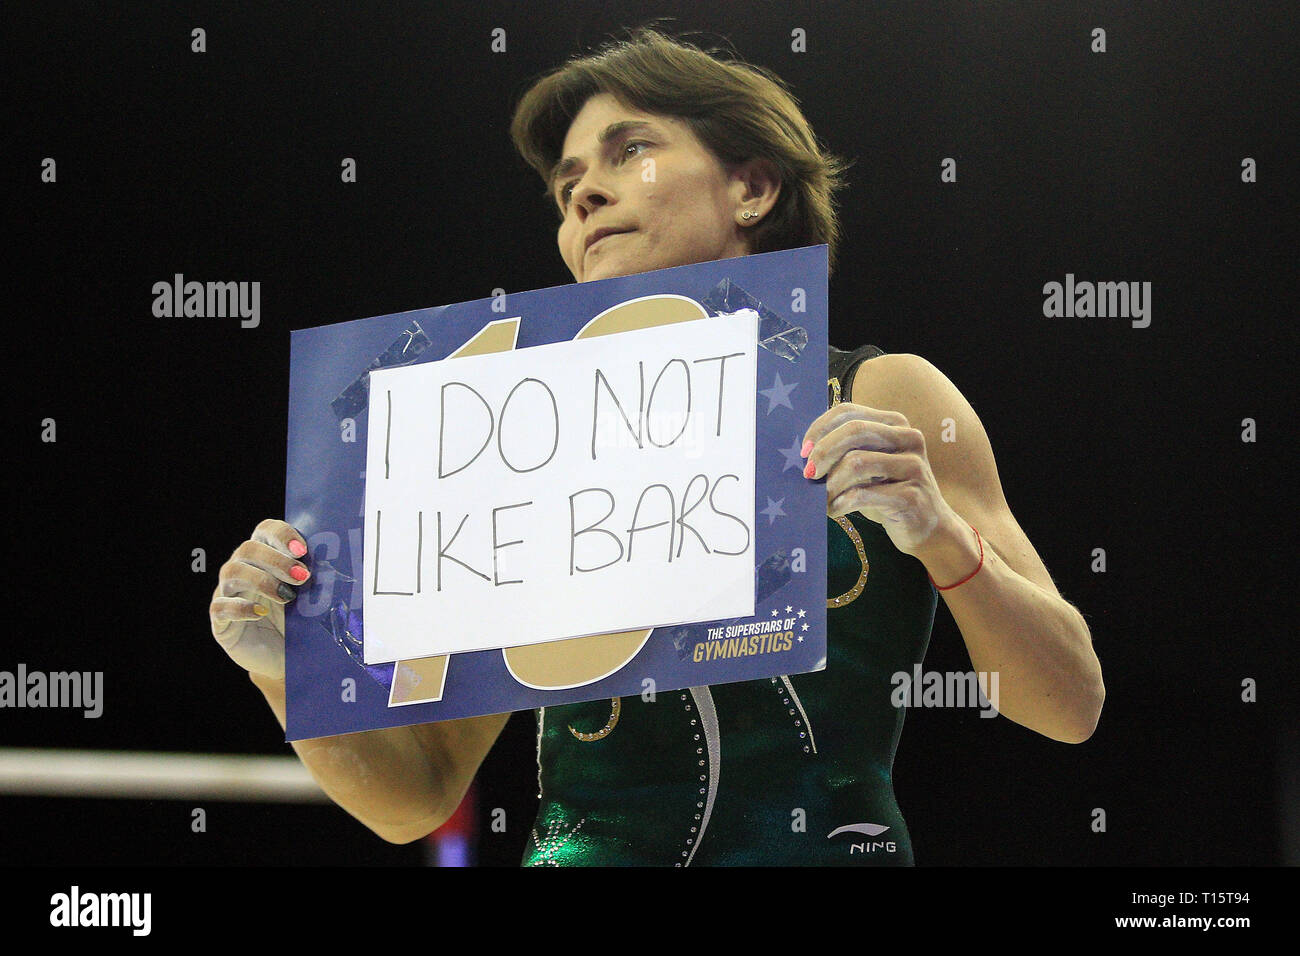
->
[
  {"left": 211, "top": 518, "right": 510, "bottom": 843},
  {"left": 250, "top": 673, "right": 509, "bottom": 843},
  {"left": 804, "top": 353, "right": 1104, "bottom": 742}
]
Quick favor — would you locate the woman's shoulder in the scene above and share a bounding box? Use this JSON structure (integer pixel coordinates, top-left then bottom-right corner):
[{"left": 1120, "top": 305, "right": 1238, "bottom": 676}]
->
[{"left": 847, "top": 350, "right": 963, "bottom": 412}]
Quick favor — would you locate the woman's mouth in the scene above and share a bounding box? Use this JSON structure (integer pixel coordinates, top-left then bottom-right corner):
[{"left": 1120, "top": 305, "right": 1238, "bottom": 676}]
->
[{"left": 587, "top": 229, "right": 632, "bottom": 254}]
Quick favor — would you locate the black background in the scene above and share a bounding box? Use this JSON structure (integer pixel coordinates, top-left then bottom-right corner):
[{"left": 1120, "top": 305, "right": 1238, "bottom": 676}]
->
[{"left": 6, "top": 0, "right": 1296, "bottom": 875}]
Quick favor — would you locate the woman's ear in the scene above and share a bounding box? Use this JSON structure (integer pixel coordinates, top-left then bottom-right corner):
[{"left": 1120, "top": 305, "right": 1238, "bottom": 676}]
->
[{"left": 732, "top": 158, "right": 781, "bottom": 216}]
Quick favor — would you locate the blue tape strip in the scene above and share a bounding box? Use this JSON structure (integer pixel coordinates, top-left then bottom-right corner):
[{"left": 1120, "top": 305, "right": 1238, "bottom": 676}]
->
[
  {"left": 330, "top": 319, "right": 436, "bottom": 420},
  {"left": 702, "top": 278, "right": 808, "bottom": 361}
]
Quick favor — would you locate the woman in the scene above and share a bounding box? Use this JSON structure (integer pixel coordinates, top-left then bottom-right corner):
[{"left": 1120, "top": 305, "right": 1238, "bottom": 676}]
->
[{"left": 209, "top": 27, "right": 1103, "bottom": 865}]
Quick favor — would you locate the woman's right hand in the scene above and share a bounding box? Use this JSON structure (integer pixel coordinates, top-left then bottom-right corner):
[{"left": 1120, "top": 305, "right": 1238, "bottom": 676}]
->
[{"left": 209, "top": 519, "right": 311, "bottom": 681}]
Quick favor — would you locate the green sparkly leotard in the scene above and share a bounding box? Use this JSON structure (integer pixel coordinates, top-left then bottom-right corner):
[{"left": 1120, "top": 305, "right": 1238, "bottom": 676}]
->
[{"left": 522, "top": 345, "right": 938, "bottom": 866}]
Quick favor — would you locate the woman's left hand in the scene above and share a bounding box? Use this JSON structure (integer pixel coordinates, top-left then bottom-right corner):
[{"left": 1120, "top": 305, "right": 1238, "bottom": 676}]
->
[{"left": 801, "top": 403, "right": 963, "bottom": 558}]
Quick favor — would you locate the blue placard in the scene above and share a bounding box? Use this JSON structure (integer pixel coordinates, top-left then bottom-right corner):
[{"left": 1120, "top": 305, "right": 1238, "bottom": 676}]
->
[{"left": 285, "top": 245, "right": 829, "bottom": 739}]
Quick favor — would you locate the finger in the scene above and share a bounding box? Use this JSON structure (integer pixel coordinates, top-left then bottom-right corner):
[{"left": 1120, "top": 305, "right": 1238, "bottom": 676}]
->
[
  {"left": 210, "top": 595, "right": 271, "bottom": 638},
  {"left": 801, "top": 403, "right": 909, "bottom": 454},
  {"left": 252, "top": 518, "right": 309, "bottom": 560},
  {"left": 823, "top": 449, "right": 910, "bottom": 503},
  {"left": 806, "top": 418, "right": 924, "bottom": 480},
  {"left": 828, "top": 481, "right": 929, "bottom": 526},
  {"left": 828, "top": 483, "right": 903, "bottom": 522},
  {"left": 220, "top": 565, "right": 299, "bottom": 606},
  {"left": 225, "top": 540, "right": 312, "bottom": 587}
]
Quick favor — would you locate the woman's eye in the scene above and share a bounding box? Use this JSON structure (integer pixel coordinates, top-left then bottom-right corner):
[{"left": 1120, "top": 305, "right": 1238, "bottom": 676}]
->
[
  {"left": 620, "top": 141, "right": 649, "bottom": 161},
  {"left": 559, "top": 143, "right": 650, "bottom": 208}
]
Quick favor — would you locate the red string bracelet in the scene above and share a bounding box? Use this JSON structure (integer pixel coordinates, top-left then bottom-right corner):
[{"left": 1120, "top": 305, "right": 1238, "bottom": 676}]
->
[{"left": 928, "top": 524, "right": 984, "bottom": 591}]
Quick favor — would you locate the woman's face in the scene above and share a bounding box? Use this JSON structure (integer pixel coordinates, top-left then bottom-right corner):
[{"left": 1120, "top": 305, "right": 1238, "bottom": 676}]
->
[{"left": 554, "top": 93, "right": 772, "bottom": 283}]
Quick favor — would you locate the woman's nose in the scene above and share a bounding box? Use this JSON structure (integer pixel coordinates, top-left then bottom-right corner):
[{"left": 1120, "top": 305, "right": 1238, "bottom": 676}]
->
[{"left": 572, "top": 178, "right": 611, "bottom": 215}]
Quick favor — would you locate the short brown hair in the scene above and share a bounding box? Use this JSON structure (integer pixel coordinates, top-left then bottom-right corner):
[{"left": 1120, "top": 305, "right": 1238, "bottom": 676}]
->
[{"left": 510, "top": 26, "right": 853, "bottom": 276}]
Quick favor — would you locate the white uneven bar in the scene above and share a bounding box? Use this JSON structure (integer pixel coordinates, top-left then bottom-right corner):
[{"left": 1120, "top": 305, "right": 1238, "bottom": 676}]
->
[{"left": 0, "top": 748, "right": 331, "bottom": 802}]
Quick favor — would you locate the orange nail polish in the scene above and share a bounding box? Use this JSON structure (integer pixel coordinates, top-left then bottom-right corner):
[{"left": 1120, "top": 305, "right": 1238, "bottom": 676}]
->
[
  {"left": 803, "top": 460, "right": 816, "bottom": 479},
  {"left": 288, "top": 539, "right": 307, "bottom": 558},
  {"left": 800, "top": 440, "right": 814, "bottom": 458},
  {"left": 290, "top": 565, "right": 310, "bottom": 582}
]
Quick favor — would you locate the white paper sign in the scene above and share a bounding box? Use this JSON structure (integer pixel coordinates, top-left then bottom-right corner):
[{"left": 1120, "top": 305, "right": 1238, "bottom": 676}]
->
[{"left": 361, "top": 313, "right": 758, "bottom": 663}]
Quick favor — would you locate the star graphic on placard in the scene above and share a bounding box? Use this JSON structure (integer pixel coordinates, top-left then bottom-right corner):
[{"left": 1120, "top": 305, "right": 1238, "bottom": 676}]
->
[
  {"left": 777, "top": 437, "right": 806, "bottom": 472},
  {"left": 758, "top": 372, "right": 798, "bottom": 414},
  {"left": 801, "top": 623, "right": 809, "bottom": 632},
  {"left": 759, "top": 497, "right": 787, "bottom": 525},
  {"left": 797, "top": 609, "right": 806, "bottom": 618},
  {"left": 785, "top": 605, "right": 793, "bottom": 613},
  {"left": 797, "top": 635, "right": 804, "bottom": 642},
  {"left": 771, "top": 609, "right": 779, "bottom": 618}
]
